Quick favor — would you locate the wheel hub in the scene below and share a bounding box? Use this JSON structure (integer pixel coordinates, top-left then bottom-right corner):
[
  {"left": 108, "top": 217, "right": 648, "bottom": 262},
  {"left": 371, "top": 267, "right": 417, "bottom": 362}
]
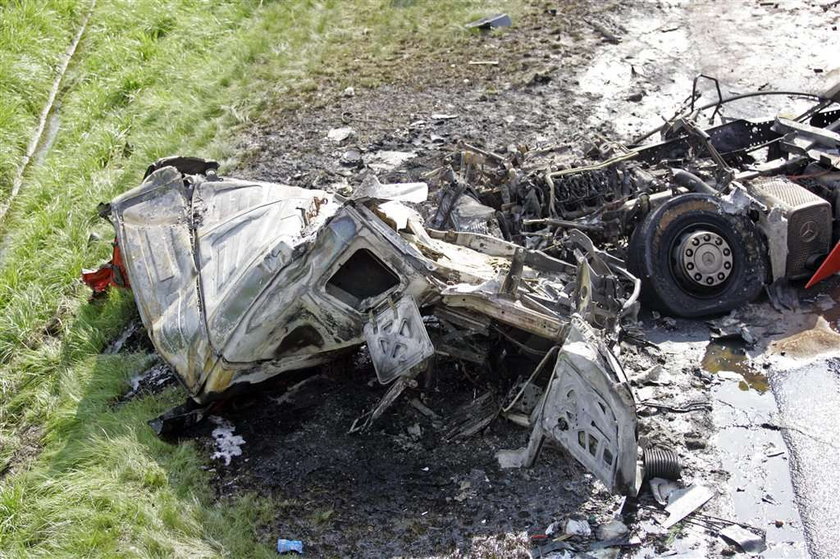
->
[{"left": 676, "top": 230, "right": 733, "bottom": 287}]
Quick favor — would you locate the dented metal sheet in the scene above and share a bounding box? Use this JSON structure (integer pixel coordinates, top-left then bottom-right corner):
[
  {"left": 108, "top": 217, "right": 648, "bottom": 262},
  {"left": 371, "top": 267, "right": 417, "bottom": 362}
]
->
[
  {"left": 497, "top": 316, "right": 640, "bottom": 495},
  {"left": 109, "top": 165, "right": 436, "bottom": 400},
  {"left": 364, "top": 296, "right": 434, "bottom": 384},
  {"left": 539, "top": 317, "right": 639, "bottom": 494}
]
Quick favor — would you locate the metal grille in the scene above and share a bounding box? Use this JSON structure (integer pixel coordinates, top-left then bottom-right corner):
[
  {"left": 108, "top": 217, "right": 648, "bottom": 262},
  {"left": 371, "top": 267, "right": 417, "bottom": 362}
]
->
[
  {"left": 751, "top": 176, "right": 832, "bottom": 279},
  {"left": 786, "top": 205, "right": 833, "bottom": 278},
  {"left": 751, "top": 176, "right": 828, "bottom": 208}
]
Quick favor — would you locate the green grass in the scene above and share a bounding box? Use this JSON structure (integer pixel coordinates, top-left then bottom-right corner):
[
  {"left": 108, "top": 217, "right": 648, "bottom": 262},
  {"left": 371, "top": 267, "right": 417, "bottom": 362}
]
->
[
  {"left": 0, "top": 1, "right": 86, "bottom": 199},
  {"left": 0, "top": 0, "right": 523, "bottom": 556}
]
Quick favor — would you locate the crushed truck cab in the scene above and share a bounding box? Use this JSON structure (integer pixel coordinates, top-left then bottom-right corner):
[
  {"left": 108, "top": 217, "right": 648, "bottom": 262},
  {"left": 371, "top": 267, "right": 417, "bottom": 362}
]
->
[{"left": 87, "top": 156, "right": 644, "bottom": 494}]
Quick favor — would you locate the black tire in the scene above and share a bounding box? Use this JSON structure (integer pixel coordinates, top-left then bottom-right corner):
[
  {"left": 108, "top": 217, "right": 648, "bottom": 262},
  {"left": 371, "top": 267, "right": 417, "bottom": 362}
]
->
[{"left": 627, "top": 193, "right": 768, "bottom": 318}]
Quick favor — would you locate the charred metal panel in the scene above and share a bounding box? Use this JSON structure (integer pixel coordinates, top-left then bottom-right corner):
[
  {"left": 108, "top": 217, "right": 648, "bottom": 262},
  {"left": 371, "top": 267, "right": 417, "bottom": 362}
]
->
[
  {"left": 109, "top": 167, "right": 208, "bottom": 392},
  {"left": 442, "top": 285, "right": 567, "bottom": 341},
  {"left": 364, "top": 296, "right": 434, "bottom": 384},
  {"left": 540, "top": 317, "right": 639, "bottom": 495},
  {"left": 497, "top": 316, "right": 639, "bottom": 495},
  {"left": 107, "top": 168, "right": 452, "bottom": 400},
  {"left": 194, "top": 179, "right": 341, "bottom": 356},
  {"left": 201, "top": 203, "right": 437, "bottom": 397},
  {"left": 635, "top": 109, "right": 840, "bottom": 164}
]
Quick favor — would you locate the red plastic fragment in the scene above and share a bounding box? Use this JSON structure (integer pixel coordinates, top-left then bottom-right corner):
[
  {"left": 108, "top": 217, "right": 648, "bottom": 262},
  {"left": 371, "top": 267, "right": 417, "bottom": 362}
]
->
[
  {"left": 82, "top": 242, "right": 130, "bottom": 294},
  {"left": 806, "top": 241, "right": 840, "bottom": 289}
]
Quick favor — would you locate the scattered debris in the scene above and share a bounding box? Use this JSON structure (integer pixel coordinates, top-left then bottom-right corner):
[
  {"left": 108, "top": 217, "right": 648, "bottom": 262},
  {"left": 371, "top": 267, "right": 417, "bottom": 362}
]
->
[
  {"left": 526, "top": 71, "right": 552, "bottom": 86},
  {"left": 327, "top": 126, "right": 355, "bottom": 143},
  {"left": 444, "top": 391, "right": 498, "bottom": 441},
  {"left": 565, "top": 517, "right": 592, "bottom": 537},
  {"left": 596, "top": 519, "right": 629, "bottom": 540},
  {"left": 709, "top": 316, "right": 757, "bottom": 346},
  {"left": 453, "top": 480, "right": 474, "bottom": 502},
  {"left": 408, "top": 397, "right": 440, "bottom": 420},
  {"left": 625, "top": 91, "right": 645, "bottom": 103},
  {"left": 81, "top": 241, "right": 129, "bottom": 294},
  {"left": 339, "top": 148, "right": 363, "bottom": 166},
  {"left": 407, "top": 422, "right": 422, "bottom": 438},
  {"left": 88, "top": 155, "right": 643, "bottom": 494},
  {"left": 367, "top": 149, "right": 416, "bottom": 170},
  {"left": 269, "top": 374, "right": 328, "bottom": 406},
  {"left": 353, "top": 174, "right": 428, "bottom": 202},
  {"left": 764, "top": 444, "right": 785, "bottom": 458},
  {"left": 719, "top": 525, "right": 767, "bottom": 554},
  {"left": 643, "top": 447, "right": 681, "bottom": 480},
  {"left": 663, "top": 484, "right": 714, "bottom": 528},
  {"left": 649, "top": 477, "right": 681, "bottom": 506},
  {"left": 147, "top": 399, "right": 210, "bottom": 437},
  {"left": 543, "top": 520, "right": 561, "bottom": 537},
  {"left": 104, "top": 320, "right": 140, "bottom": 354},
  {"left": 276, "top": 539, "right": 304, "bottom": 555},
  {"left": 529, "top": 540, "right": 574, "bottom": 559},
  {"left": 496, "top": 316, "right": 639, "bottom": 494},
  {"left": 585, "top": 18, "right": 621, "bottom": 44},
  {"left": 766, "top": 279, "right": 800, "bottom": 312},
  {"left": 465, "top": 13, "right": 511, "bottom": 30},
  {"left": 119, "top": 362, "right": 176, "bottom": 403}
]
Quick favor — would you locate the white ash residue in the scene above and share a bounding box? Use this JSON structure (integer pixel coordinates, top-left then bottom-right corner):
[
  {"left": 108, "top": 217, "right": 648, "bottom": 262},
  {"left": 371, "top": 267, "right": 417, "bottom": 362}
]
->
[
  {"left": 209, "top": 416, "right": 246, "bottom": 466},
  {"left": 121, "top": 362, "right": 174, "bottom": 402},
  {"left": 128, "top": 363, "right": 172, "bottom": 391}
]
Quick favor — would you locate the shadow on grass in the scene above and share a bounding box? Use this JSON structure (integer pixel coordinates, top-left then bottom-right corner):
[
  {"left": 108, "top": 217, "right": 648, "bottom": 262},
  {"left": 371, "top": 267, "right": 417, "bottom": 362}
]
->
[{"left": 33, "top": 293, "right": 277, "bottom": 557}]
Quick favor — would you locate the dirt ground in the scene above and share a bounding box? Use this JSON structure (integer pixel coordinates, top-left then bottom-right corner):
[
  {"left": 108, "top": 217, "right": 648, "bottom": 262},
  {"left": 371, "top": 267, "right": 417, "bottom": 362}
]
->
[
  {"left": 118, "top": 0, "right": 840, "bottom": 557},
  {"left": 233, "top": 0, "right": 622, "bottom": 189}
]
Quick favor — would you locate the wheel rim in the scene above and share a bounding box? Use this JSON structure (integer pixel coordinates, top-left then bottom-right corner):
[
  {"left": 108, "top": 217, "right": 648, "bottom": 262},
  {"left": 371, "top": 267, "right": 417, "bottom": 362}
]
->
[{"left": 672, "top": 229, "right": 734, "bottom": 291}]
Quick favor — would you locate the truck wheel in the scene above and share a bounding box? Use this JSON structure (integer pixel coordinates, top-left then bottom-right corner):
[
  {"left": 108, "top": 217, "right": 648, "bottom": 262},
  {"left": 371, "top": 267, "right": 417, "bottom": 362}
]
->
[{"left": 627, "top": 193, "right": 768, "bottom": 318}]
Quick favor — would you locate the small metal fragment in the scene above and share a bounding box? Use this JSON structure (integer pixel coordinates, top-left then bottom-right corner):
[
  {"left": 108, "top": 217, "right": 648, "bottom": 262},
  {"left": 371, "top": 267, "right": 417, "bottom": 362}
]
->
[
  {"left": 663, "top": 485, "right": 713, "bottom": 528},
  {"left": 464, "top": 13, "right": 511, "bottom": 29},
  {"left": 719, "top": 525, "right": 767, "bottom": 554}
]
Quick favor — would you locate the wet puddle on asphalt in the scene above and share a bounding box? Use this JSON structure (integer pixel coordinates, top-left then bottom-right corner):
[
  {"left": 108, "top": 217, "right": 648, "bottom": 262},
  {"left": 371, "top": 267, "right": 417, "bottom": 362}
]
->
[
  {"left": 702, "top": 340, "right": 769, "bottom": 393},
  {"left": 709, "top": 378, "right": 806, "bottom": 558},
  {"left": 702, "top": 324, "right": 811, "bottom": 555}
]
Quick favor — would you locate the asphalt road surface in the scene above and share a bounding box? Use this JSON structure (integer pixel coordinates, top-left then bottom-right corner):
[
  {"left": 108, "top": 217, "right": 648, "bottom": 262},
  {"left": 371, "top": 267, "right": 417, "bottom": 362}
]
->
[{"left": 772, "top": 358, "right": 840, "bottom": 559}]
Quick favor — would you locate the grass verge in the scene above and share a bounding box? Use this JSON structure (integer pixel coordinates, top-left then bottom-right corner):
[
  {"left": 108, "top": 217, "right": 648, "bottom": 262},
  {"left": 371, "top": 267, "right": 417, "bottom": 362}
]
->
[
  {"left": 0, "top": 1, "right": 87, "bottom": 200},
  {"left": 0, "top": 0, "right": 523, "bottom": 556}
]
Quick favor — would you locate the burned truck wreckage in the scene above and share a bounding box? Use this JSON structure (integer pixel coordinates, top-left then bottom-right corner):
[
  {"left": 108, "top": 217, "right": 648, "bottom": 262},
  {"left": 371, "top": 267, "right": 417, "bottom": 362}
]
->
[
  {"left": 83, "top": 80, "right": 840, "bottom": 496},
  {"left": 85, "top": 157, "right": 643, "bottom": 496}
]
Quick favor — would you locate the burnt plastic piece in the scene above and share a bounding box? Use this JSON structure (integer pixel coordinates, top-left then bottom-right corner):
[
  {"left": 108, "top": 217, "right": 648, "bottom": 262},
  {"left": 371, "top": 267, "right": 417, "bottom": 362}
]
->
[
  {"left": 148, "top": 398, "right": 210, "bottom": 437},
  {"left": 81, "top": 242, "right": 130, "bottom": 294},
  {"left": 143, "top": 156, "right": 219, "bottom": 179}
]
